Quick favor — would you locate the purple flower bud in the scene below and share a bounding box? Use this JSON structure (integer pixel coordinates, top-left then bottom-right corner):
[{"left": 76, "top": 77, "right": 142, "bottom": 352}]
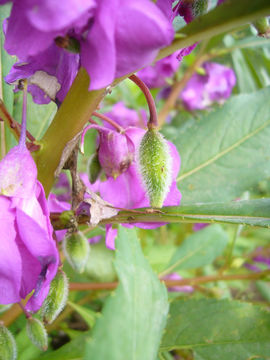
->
[
  {"left": 137, "top": 52, "right": 180, "bottom": 88},
  {"left": 0, "top": 145, "right": 59, "bottom": 312},
  {"left": 90, "top": 125, "right": 135, "bottom": 179},
  {"left": 180, "top": 62, "right": 236, "bottom": 111}
]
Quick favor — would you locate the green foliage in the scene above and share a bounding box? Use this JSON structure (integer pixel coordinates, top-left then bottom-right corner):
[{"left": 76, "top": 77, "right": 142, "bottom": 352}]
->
[
  {"left": 161, "top": 298, "right": 270, "bottom": 360},
  {"left": 163, "top": 87, "right": 270, "bottom": 204},
  {"left": 67, "top": 301, "right": 96, "bottom": 328},
  {"left": 84, "top": 227, "right": 169, "bottom": 360},
  {"left": 165, "top": 224, "right": 228, "bottom": 273}
]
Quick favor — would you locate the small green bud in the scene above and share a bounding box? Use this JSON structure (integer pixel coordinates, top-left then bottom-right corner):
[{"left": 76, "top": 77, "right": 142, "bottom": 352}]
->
[
  {"left": 0, "top": 323, "right": 17, "bottom": 360},
  {"left": 253, "top": 17, "right": 270, "bottom": 38},
  {"left": 87, "top": 153, "right": 102, "bottom": 184},
  {"left": 41, "top": 270, "right": 69, "bottom": 324},
  {"left": 26, "top": 318, "right": 48, "bottom": 351},
  {"left": 138, "top": 128, "right": 172, "bottom": 208},
  {"left": 63, "top": 231, "right": 90, "bottom": 273}
]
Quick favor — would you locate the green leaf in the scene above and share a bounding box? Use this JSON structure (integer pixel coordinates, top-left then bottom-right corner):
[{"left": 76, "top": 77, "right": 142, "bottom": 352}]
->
[
  {"left": 13, "top": 92, "right": 57, "bottom": 140},
  {"left": 224, "top": 34, "right": 270, "bottom": 93},
  {"left": 163, "top": 87, "right": 270, "bottom": 204},
  {"left": 161, "top": 298, "right": 270, "bottom": 360},
  {"left": 84, "top": 227, "right": 169, "bottom": 360},
  {"left": 67, "top": 301, "right": 96, "bottom": 328},
  {"left": 164, "top": 224, "right": 228, "bottom": 273},
  {"left": 106, "top": 198, "right": 270, "bottom": 228},
  {"left": 39, "top": 332, "right": 90, "bottom": 360},
  {"left": 158, "top": 0, "right": 270, "bottom": 60}
]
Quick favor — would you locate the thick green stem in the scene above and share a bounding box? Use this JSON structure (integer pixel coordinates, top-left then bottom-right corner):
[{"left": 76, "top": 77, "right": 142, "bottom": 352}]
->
[{"left": 35, "top": 68, "right": 106, "bottom": 194}]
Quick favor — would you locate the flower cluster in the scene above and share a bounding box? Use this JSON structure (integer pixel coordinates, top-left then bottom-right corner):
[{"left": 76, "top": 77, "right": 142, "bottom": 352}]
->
[
  {"left": 2, "top": 0, "right": 174, "bottom": 103},
  {"left": 79, "top": 103, "right": 181, "bottom": 249}
]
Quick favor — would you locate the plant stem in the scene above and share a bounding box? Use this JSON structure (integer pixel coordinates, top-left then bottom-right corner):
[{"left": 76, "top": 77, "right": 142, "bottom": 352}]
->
[
  {"left": 92, "top": 111, "right": 124, "bottom": 132},
  {"left": 129, "top": 74, "right": 158, "bottom": 129},
  {"left": 19, "top": 80, "right": 27, "bottom": 149},
  {"left": 69, "top": 269, "right": 270, "bottom": 291}
]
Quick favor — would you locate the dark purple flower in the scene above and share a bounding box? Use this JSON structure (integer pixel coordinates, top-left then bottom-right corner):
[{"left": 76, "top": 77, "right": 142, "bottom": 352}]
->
[
  {"left": 137, "top": 52, "right": 180, "bottom": 88},
  {"left": 4, "top": 0, "right": 174, "bottom": 100},
  {"left": 180, "top": 62, "right": 236, "bottom": 111},
  {"left": 0, "top": 146, "right": 59, "bottom": 312}
]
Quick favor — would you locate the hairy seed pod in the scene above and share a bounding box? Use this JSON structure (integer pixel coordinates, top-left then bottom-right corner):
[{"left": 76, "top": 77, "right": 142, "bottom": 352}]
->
[
  {"left": 87, "top": 153, "right": 102, "bottom": 184},
  {"left": 26, "top": 318, "right": 48, "bottom": 351},
  {"left": 138, "top": 129, "right": 172, "bottom": 208},
  {"left": 0, "top": 323, "right": 17, "bottom": 360},
  {"left": 63, "top": 231, "right": 90, "bottom": 273},
  {"left": 41, "top": 270, "right": 69, "bottom": 324}
]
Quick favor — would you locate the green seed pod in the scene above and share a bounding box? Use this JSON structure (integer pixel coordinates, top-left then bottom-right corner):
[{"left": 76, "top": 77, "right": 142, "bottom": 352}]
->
[
  {"left": 87, "top": 153, "right": 102, "bottom": 184},
  {"left": 26, "top": 318, "right": 48, "bottom": 351},
  {"left": 0, "top": 323, "right": 17, "bottom": 360},
  {"left": 138, "top": 128, "right": 172, "bottom": 208},
  {"left": 253, "top": 17, "right": 270, "bottom": 38},
  {"left": 41, "top": 270, "right": 69, "bottom": 324},
  {"left": 63, "top": 231, "right": 90, "bottom": 273}
]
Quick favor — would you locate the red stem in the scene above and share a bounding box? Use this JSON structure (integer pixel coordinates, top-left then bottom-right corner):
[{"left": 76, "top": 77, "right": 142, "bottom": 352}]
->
[
  {"left": 92, "top": 111, "right": 124, "bottom": 132},
  {"left": 129, "top": 74, "right": 158, "bottom": 129}
]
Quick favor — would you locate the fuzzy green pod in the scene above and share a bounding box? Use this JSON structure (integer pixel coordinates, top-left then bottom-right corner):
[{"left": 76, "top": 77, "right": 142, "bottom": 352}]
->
[
  {"left": 63, "top": 231, "right": 90, "bottom": 273},
  {"left": 87, "top": 153, "right": 102, "bottom": 184},
  {"left": 253, "top": 17, "right": 270, "bottom": 37},
  {"left": 26, "top": 318, "right": 48, "bottom": 351},
  {"left": 138, "top": 128, "right": 172, "bottom": 208},
  {"left": 0, "top": 323, "right": 17, "bottom": 360},
  {"left": 41, "top": 270, "right": 69, "bottom": 324}
]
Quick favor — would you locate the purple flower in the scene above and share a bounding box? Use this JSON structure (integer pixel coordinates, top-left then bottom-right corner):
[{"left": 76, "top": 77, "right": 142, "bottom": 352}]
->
[
  {"left": 137, "top": 52, "right": 180, "bottom": 88},
  {"left": 0, "top": 145, "right": 59, "bottom": 312},
  {"left": 4, "top": 0, "right": 174, "bottom": 100},
  {"left": 5, "top": 43, "right": 79, "bottom": 104},
  {"left": 180, "top": 62, "right": 236, "bottom": 111}
]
